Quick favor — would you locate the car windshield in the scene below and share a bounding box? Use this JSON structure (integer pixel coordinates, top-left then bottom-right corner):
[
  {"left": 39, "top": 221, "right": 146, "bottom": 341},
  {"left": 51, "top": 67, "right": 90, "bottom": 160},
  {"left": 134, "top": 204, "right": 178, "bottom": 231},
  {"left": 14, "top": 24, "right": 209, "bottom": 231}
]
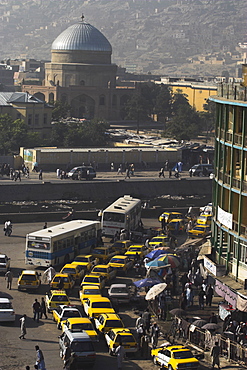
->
[
  {"left": 0, "top": 258, "right": 6, "bottom": 263},
  {"left": 0, "top": 303, "right": 12, "bottom": 309},
  {"left": 129, "top": 247, "right": 141, "bottom": 252},
  {"left": 110, "top": 287, "right": 128, "bottom": 294},
  {"left": 110, "top": 258, "right": 124, "bottom": 263},
  {"left": 92, "top": 249, "right": 105, "bottom": 255},
  {"left": 173, "top": 350, "right": 194, "bottom": 359},
  {"left": 92, "top": 302, "right": 111, "bottom": 308},
  {"left": 54, "top": 276, "right": 70, "bottom": 282},
  {"left": 193, "top": 227, "right": 205, "bottom": 231},
  {"left": 63, "top": 311, "right": 80, "bottom": 318},
  {"left": 93, "top": 268, "right": 106, "bottom": 273},
  {"left": 113, "top": 242, "right": 124, "bottom": 249},
  {"left": 105, "top": 320, "right": 123, "bottom": 327},
  {"left": 51, "top": 295, "right": 67, "bottom": 301},
  {"left": 84, "top": 277, "right": 99, "bottom": 283},
  {"left": 72, "top": 323, "right": 93, "bottom": 330},
  {"left": 62, "top": 268, "right": 76, "bottom": 274},
  {"left": 83, "top": 289, "right": 101, "bottom": 295},
  {"left": 21, "top": 275, "right": 36, "bottom": 281},
  {"left": 151, "top": 238, "right": 164, "bottom": 243},
  {"left": 116, "top": 334, "right": 134, "bottom": 343},
  {"left": 71, "top": 342, "right": 94, "bottom": 352},
  {"left": 75, "top": 257, "right": 88, "bottom": 263}
]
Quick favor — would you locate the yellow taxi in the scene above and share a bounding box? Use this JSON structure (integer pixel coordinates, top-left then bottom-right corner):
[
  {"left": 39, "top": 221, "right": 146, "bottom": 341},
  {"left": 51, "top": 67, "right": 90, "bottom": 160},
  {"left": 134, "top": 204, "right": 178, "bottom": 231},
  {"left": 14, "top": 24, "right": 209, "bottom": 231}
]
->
[
  {"left": 17, "top": 270, "right": 41, "bottom": 291},
  {"left": 79, "top": 285, "right": 102, "bottom": 304},
  {"left": 112, "top": 240, "right": 132, "bottom": 253},
  {"left": 197, "top": 214, "right": 212, "bottom": 226},
  {"left": 61, "top": 317, "right": 98, "bottom": 341},
  {"left": 60, "top": 263, "right": 84, "bottom": 282},
  {"left": 167, "top": 219, "right": 186, "bottom": 233},
  {"left": 108, "top": 255, "right": 133, "bottom": 275},
  {"left": 149, "top": 235, "right": 170, "bottom": 249},
  {"left": 50, "top": 273, "right": 75, "bottom": 291},
  {"left": 91, "top": 246, "right": 116, "bottom": 263},
  {"left": 83, "top": 297, "right": 115, "bottom": 319},
  {"left": 159, "top": 212, "right": 183, "bottom": 223},
  {"left": 72, "top": 254, "right": 99, "bottom": 271},
  {"left": 105, "top": 328, "right": 138, "bottom": 355},
  {"left": 91, "top": 264, "right": 117, "bottom": 282},
  {"left": 81, "top": 274, "right": 105, "bottom": 290},
  {"left": 95, "top": 313, "right": 124, "bottom": 334},
  {"left": 151, "top": 344, "right": 199, "bottom": 369},
  {"left": 52, "top": 305, "right": 82, "bottom": 329},
  {"left": 124, "top": 245, "right": 148, "bottom": 260},
  {"left": 188, "top": 224, "right": 211, "bottom": 238},
  {"left": 45, "top": 290, "right": 70, "bottom": 313}
]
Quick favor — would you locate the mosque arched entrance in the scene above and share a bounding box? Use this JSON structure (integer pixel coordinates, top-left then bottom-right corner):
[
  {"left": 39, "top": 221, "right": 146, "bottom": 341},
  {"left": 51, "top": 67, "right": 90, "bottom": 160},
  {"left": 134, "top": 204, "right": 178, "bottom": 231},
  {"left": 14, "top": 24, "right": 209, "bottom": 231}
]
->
[{"left": 71, "top": 94, "right": 95, "bottom": 119}]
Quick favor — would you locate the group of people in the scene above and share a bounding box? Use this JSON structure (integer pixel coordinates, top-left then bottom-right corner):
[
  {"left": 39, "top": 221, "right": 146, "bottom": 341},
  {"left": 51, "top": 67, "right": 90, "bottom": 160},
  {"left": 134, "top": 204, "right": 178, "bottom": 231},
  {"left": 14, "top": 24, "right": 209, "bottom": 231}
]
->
[
  {"left": 223, "top": 315, "right": 247, "bottom": 344},
  {"left": 136, "top": 309, "right": 161, "bottom": 352}
]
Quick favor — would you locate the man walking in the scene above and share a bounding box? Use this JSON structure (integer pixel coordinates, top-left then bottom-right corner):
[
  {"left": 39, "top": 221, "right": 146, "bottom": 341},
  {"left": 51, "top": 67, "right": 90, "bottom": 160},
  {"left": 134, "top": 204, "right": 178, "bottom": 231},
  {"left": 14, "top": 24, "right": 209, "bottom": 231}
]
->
[
  {"left": 211, "top": 342, "right": 221, "bottom": 369},
  {"left": 35, "top": 345, "right": 46, "bottom": 370},
  {"left": 5, "top": 270, "right": 13, "bottom": 290},
  {"left": 19, "top": 314, "right": 27, "bottom": 339},
  {"left": 40, "top": 297, "right": 47, "bottom": 319},
  {"left": 115, "top": 340, "right": 125, "bottom": 370},
  {"left": 33, "top": 299, "right": 41, "bottom": 322}
]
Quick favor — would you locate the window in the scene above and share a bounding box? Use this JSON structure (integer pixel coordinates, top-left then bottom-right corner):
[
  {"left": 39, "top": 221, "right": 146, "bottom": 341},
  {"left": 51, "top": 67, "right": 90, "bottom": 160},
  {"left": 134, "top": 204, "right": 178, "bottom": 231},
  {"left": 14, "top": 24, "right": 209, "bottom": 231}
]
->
[
  {"left": 28, "top": 114, "right": 32, "bottom": 125},
  {"left": 80, "top": 80, "right": 85, "bottom": 86},
  {"left": 34, "top": 114, "right": 39, "bottom": 125}
]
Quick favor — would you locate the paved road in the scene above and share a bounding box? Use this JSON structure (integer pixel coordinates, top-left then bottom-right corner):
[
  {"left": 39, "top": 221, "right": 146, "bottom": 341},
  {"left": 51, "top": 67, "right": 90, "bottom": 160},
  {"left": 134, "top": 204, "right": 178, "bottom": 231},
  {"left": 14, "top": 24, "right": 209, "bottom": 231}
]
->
[
  {"left": 0, "top": 169, "right": 208, "bottom": 185},
  {"left": 0, "top": 221, "right": 242, "bottom": 370}
]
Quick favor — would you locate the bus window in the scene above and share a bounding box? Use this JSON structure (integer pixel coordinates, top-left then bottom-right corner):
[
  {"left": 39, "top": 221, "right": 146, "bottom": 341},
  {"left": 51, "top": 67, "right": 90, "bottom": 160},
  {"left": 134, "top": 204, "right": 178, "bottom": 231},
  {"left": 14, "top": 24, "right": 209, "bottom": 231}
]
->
[{"left": 58, "top": 240, "right": 63, "bottom": 250}]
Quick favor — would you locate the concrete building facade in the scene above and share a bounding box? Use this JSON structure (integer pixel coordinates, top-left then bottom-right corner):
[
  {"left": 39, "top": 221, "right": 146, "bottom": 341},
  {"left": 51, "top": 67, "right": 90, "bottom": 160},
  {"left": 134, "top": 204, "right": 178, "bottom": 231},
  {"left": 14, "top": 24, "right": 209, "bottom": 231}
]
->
[{"left": 209, "top": 69, "right": 247, "bottom": 282}]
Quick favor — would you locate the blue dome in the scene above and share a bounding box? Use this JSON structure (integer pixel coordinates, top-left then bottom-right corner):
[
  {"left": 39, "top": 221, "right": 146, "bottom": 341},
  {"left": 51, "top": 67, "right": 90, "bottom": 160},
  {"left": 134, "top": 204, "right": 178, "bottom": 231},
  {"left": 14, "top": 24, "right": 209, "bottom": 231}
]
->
[{"left": 52, "top": 21, "right": 112, "bottom": 52}]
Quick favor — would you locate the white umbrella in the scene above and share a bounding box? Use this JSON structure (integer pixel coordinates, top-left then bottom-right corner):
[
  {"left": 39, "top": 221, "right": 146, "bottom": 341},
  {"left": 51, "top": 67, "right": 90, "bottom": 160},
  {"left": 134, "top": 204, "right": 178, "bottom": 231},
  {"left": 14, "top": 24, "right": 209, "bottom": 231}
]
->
[{"left": 145, "top": 282, "right": 167, "bottom": 300}]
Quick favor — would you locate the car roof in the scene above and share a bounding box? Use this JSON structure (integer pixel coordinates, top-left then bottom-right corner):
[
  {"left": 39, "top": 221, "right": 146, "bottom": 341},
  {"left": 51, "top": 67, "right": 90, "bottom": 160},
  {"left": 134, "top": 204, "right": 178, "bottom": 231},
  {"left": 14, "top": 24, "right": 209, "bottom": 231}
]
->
[
  {"left": 98, "top": 313, "right": 121, "bottom": 319},
  {"left": 75, "top": 254, "right": 92, "bottom": 258},
  {"left": 111, "top": 255, "right": 127, "bottom": 259},
  {"left": 82, "top": 285, "right": 100, "bottom": 290},
  {"left": 87, "top": 297, "right": 110, "bottom": 302},
  {"left": 109, "top": 283, "right": 127, "bottom": 288},
  {"left": 61, "top": 264, "right": 77, "bottom": 268},
  {"left": 84, "top": 274, "right": 101, "bottom": 278},
  {"left": 110, "top": 328, "right": 131, "bottom": 334},
  {"left": 50, "top": 290, "right": 67, "bottom": 295},
  {"left": 58, "top": 305, "right": 78, "bottom": 310},
  {"left": 0, "top": 297, "right": 10, "bottom": 303},
  {"left": 21, "top": 270, "right": 37, "bottom": 274},
  {"left": 66, "top": 317, "right": 91, "bottom": 323},
  {"left": 53, "top": 273, "right": 70, "bottom": 278},
  {"left": 0, "top": 254, "right": 7, "bottom": 258},
  {"left": 63, "top": 329, "right": 91, "bottom": 341},
  {"left": 128, "top": 245, "right": 143, "bottom": 248}
]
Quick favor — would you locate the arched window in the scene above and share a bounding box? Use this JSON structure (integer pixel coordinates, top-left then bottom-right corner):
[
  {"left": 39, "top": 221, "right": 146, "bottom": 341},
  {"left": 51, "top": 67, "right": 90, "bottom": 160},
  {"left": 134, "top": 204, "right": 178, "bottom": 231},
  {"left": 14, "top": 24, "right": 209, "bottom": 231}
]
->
[
  {"left": 99, "top": 95, "right": 105, "bottom": 106},
  {"left": 80, "top": 80, "right": 85, "bottom": 86},
  {"left": 34, "top": 92, "right": 45, "bottom": 102},
  {"left": 49, "top": 93, "right": 54, "bottom": 104}
]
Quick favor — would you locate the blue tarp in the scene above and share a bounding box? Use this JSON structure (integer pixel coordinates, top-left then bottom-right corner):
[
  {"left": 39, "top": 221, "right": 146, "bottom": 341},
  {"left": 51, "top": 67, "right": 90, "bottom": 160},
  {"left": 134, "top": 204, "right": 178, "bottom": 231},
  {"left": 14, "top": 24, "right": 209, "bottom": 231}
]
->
[
  {"left": 146, "top": 249, "right": 167, "bottom": 260},
  {"left": 134, "top": 278, "right": 161, "bottom": 288}
]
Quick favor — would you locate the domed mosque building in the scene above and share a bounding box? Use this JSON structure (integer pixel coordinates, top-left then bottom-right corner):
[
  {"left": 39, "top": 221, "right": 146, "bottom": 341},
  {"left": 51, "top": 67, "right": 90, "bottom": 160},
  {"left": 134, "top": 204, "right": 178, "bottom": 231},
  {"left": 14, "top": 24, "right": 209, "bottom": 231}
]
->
[{"left": 23, "top": 15, "right": 134, "bottom": 121}]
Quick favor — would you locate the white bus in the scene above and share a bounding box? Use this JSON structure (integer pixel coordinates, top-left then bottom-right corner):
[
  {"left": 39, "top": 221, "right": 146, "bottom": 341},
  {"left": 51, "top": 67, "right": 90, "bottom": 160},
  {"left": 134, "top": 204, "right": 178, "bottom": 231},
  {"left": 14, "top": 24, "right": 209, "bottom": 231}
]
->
[
  {"left": 25, "top": 220, "right": 101, "bottom": 267},
  {"left": 101, "top": 195, "right": 142, "bottom": 237}
]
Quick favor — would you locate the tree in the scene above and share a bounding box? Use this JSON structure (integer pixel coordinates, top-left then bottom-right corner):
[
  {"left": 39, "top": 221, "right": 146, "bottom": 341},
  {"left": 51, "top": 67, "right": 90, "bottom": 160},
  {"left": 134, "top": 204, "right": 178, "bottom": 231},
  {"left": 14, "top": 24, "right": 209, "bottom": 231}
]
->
[
  {"left": 123, "top": 93, "right": 150, "bottom": 133},
  {"left": 52, "top": 101, "right": 71, "bottom": 121},
  {"left": 154, "top": 84, "right": 172, "bottom": 122}
]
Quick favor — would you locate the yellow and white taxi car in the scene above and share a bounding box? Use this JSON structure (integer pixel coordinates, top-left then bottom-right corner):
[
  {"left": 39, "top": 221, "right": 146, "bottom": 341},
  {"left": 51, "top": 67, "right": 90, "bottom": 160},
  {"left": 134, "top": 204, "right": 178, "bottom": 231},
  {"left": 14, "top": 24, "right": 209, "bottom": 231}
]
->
[
  {"left": 151, "top": 344, "right": 200, "bottom": 370},
  {"left": 61, "top": 317, "right": 98, "bottom": 341},
  {"left": 45, "top": 290, "right": 70, "bottom": 313},
  {"left": 52, "top": 305, "right": 82, "bottom": 329},
  {"left": 94, "top": 313, "right": 124, "bottom": 334},
  {"left": 91, "top": 264, "right": 117, "bottom": 282},
  {"left": 105, "top": 328, "right": 138, "bottom": 355},
  {"left": 81, "top": 273, "right": 106, "bottom": 290},
  {"left": 79, "top": 285, "right": 102, "bottom": 304},
  {"left": 83, "top": 297, "right": 115, "bottom": 319},
  {"left": 17, "top": 270, "right": 41, "bottom": 291},
  {"left": 108, "top": 255, "right": 133, "bottom": 275},
  {"left": 72, "top": 254, "right": 99, "bottom": 271},
  {"left": 124, "top": 245, "right": 148, "bottom": 260},
  {"left": 50, "top": 273, "right": 75, "bottom": 291},
  {"left": 60, "top": 263, "right": 84, "bottom": 282}
]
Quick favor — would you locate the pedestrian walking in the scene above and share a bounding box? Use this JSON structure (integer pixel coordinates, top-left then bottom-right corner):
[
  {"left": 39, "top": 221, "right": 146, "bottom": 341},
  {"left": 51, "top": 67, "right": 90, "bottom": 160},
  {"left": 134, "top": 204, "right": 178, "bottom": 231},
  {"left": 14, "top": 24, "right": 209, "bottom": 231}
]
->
[
  {"left": 115, "top": 340, "right": 125, "bottom": 370},
  {"left": 142, "top": 308, "right": 151, "bottom": 333},
  {"left": 40, "top": 297, "right": 47, "bottom": 319},
  {"left": 211, "top": 341, "right": 221, "bottom": 369},
  {"left": 209, "top": 312, "right": 218, "bottom": 324},
  {"left": 32, "top": 299, "right": 41, "bottom": 322},
  {"left": 38, "top": 169, "right": 43, "bottom": 180},
  {"left": 186, "top": 286, "right": 194, "bottom": 307},
  {"left": 19, "top": 314, "right": 27, "bottom": 339},
  {"left": 136, "top": 323, "right": 145, "bottom": 349},
  {"left": 206, "top": 284, "right": 214, "bottom": 306},
  {"left": 158, "top": 167, "right": 165, "bottom": 178},
  {"left": 110, "top": 162, "right": 114, "bottom": 171},
  {"left": 125, "top": 167, "right": 130, "bottom": 179},
  {"left": 198, "top": 286, "right": 205, "bottom": 310},
  {"left": 62, "top": 342, "right": 71, "bottom": 368},
  {"left": 117, "top": 164, "right": 123, "bottom": 175},
  {"left": 5, "top": 269, "right": 13, "bottom": 290},
  {"left": 43, "top": 222, "right": 47, "bottom": 229},
  {"left": 151, "top": 322, "right": 160, "bottom": 349},
  {"left": 43, "top": 265, "right": 56, "bottom": 284},
  {"left": 35, "top": 345, "right": 46, "bottom": 370}
]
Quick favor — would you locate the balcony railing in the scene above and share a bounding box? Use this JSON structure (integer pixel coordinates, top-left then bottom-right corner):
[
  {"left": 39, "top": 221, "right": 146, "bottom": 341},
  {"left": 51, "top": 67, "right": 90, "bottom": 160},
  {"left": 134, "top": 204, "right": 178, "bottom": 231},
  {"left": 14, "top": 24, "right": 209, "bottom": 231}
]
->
[
  {"left": 223, "top": 173, "right": 231, "bottom": 185},
  {"left": 225, "top": 131, "right": 233, "bottom": 142},
  {"left": 232, "top": 177, "right": 241, "bottom": 189},
  {"left": 234, "top": 133, "right": 243, "bottom": 146},
  {"left": 217, "top": 83, "right": 247, "bottom": 101}
]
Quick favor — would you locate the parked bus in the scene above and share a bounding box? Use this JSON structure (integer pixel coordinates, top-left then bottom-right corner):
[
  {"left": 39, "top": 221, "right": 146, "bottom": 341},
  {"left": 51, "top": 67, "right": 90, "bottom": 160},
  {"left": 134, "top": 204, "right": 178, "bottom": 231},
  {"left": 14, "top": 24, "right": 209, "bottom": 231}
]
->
[
  {"left": 25, "top": 220, "right": 101, "bottom": 267},
  {"left": 101, "top": 195, "right": 142, "bottom": 237}
]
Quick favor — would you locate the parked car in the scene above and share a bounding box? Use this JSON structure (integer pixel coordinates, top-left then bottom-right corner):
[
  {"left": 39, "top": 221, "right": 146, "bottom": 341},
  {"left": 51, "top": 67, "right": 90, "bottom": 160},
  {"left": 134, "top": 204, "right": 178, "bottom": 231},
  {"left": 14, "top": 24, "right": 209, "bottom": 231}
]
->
[
  {"left": 62, "top": 317, "right": 98, "bottom": 342},
  {"left": 67, "top": 166, "right": 96, "bottom": 180},
  {"left": 83, "top": 297, "right": 115, "bottom": 319},
  {"left": 0, "top": 254, "right": 10, "bottom": 274},
  {"left": 59, "top": 330, "right": 96, "bottom": 368},
  {"left": 189, "top": 164, "right": 213, "bottom": 177},
  {"left": 105, "top": 328, "right": 137, "bottom": 355},
  {"left": 52, "top": 305, "right": 82, "bottom": 329},
  {"left": 108, "top": 283, "right": 131, "bottom": 304},
  {"left": 95, "top": 313, "right": 124, "bottom": 334},
  {"left": 45, "top": 290, "right": 70, "bottom": 312},
  {"left": 151, "top": 344, "right": 200, "bottom": 369},
  {"left": 0, "top": 298, "right": 15, "bottom": 322},
  {"left": 17, "top": 270, "right": 41, "bottom": 291},
  {"left": 79, "top": 285, "right": 102, "bottom": 304}
]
